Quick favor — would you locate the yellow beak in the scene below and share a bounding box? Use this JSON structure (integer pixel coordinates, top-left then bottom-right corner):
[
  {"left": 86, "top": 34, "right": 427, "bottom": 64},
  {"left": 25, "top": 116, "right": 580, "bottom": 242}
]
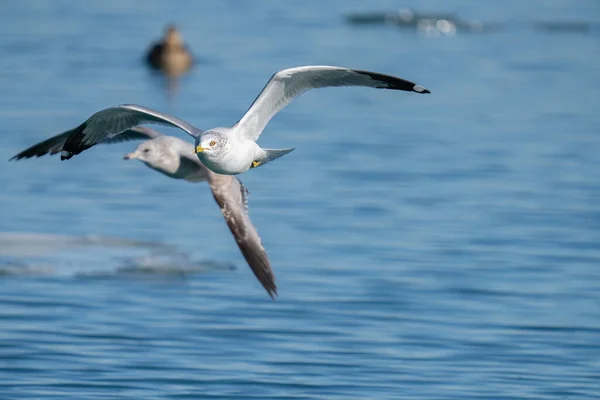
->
[{"left": 195, "top": 145, "right": 206, "bottom": 154}]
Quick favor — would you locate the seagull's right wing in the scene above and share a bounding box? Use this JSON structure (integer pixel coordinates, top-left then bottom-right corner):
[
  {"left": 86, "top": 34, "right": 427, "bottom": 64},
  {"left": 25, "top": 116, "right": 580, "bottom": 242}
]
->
[
  {"left": 10, "top": 126, "right": 164, "bottom": 161},
  {"left": 207, "top": 173, "right": 277, "bottom": 299},
  {"left": 234, "top": 65, "right": 430, "bottom": 142},
  {"left": 56, "top": 104, "right": 202, "bottom": 160}
]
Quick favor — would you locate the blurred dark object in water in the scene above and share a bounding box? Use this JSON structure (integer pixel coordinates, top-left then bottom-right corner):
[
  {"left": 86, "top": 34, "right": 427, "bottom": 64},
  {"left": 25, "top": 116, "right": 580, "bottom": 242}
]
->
[
  {"left": 346, "top": 9, "right": 456, "bottom": 26},
  {"left": 0, "top": 231, "right": 174, "bottom": 258},
  {"left": 145, "top": 24, "right": 194, "bottom": 77},
  {"left": 0, "top": 232, "right": 234, "bottom": 279},
  {"left": 116, "top": 251, "right": 236, "bottom": 276},
  {"left": 345, "top": 9, "right": 503, "bottom": 35},
  {"left": 0, "top": 258, "right": 54, "bottom": 276},
  {"left": 534, "top": 21, "right": 591, "bottom": 34}
]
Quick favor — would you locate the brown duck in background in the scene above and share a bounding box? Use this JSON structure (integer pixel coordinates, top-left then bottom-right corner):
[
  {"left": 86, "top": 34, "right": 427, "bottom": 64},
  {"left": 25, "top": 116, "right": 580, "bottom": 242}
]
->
[{"left": 146, "top": 24, "right": 194, "bottom": 77}]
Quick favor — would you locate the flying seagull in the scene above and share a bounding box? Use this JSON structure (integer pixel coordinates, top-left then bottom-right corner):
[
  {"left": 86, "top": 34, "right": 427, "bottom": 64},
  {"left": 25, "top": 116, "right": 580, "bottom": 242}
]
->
[
  {"left": 10, "top": 126, "right": 277, "bottom": 298},
  {"left": 53, "top": 65, "right": 430, "bottom": 174}
]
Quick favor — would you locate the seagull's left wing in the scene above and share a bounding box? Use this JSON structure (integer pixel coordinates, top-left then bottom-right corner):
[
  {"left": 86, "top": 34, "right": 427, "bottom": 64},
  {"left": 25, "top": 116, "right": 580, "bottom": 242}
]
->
[
  {"left": 234, "top": 65, "right": 430, "bottom": 142},
  {"left": 59, "top": 104, "right": 203, "bottom": 160},
  {"left": 207, "top": 173, "right": 277, "bottom": 299}
]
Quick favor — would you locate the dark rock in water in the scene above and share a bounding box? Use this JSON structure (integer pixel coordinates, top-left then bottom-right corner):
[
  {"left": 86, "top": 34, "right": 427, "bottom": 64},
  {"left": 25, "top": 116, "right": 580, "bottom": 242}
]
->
[
  {"left": 534, "top": 21, "right": 592, "bottom": 34},
  {"left": 344, "top": 8, "right": 503, "bottom": 35},
  {"left": 345, "top": 9, "right": 456, "bottom": 27}
]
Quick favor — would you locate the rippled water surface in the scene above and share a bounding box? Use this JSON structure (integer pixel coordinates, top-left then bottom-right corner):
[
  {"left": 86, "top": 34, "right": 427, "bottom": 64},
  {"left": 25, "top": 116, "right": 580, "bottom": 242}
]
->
[{"left": 0, "top": 1, "right": 599, "bottom": 399}]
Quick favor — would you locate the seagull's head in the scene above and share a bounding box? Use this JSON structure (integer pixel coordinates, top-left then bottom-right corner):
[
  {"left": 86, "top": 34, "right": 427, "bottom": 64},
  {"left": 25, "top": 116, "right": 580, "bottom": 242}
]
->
[
  {"left": 194, "top": 130, "right": 229, "bottom": 163},
  {"left": 125, "top": 141, "right": 158, "bottom": 163},
  {"left": 124, "top": 138, "right": 178, "bottom": 174}
]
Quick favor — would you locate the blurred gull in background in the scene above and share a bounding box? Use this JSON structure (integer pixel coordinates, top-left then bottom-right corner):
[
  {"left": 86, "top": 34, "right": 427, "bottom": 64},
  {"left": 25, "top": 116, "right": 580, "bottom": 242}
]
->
[{"left": 10, "top": 127, "right": 277, "bottom": 298}]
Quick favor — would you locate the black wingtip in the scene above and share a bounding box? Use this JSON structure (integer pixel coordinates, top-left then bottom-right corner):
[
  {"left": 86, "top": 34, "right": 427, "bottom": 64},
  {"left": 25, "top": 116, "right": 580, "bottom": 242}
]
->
[
  {"left": 62, "top": 122, "right": 94, "bottom": 159},
  {"left": 9, "top": 147, "right": 45, "bottom": 161},
  {"left": 355, "top": 69, "right": 431, "bottom": 94},
  {"left": 10, "top": 151, "right": 43, "bottom": 161}
]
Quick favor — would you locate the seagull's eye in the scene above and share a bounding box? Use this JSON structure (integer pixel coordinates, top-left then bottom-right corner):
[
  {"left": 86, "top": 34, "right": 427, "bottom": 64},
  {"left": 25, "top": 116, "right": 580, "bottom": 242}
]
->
[
  {"left": 143, "top": 149, "right": 150, "bottom": 153},
  {"left": 209, "top": 140, "right": 216, "bottom": 147}
]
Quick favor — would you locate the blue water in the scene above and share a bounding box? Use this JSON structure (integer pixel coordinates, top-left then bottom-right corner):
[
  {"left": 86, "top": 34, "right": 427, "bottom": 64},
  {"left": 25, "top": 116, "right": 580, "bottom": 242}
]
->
[{"left": 1, "top": 1, "right": 599, "bottom": 398}]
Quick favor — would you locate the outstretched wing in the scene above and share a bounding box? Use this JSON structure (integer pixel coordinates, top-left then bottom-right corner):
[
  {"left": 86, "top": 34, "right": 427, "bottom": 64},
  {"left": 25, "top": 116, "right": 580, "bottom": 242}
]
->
[
  {"left": 234, "top": 65, "right": 430, "bottom": 141},
  {"left": 207, "top": 173, "right": 277, "bottom": 299},
  {"left": 102, "top": 126, "right": 164, "bottom": 144},
  {"left": 58, "top": 104, "right": 202, "bottom": 160},
  {"left": 10, "top": 126, "right": 164, "bottom": 161}
]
